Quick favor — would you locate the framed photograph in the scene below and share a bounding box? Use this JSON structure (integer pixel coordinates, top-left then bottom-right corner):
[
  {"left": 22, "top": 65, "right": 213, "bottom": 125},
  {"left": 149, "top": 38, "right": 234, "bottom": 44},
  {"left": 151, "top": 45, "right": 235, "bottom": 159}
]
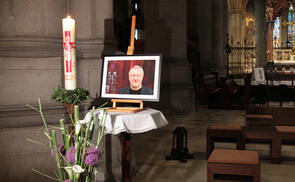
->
[
  {"left": 100, "top": 54, "right": 162, "bottom": 102},
  {"left": 254, "top": 66, "right": 265, "bottom": 81}
]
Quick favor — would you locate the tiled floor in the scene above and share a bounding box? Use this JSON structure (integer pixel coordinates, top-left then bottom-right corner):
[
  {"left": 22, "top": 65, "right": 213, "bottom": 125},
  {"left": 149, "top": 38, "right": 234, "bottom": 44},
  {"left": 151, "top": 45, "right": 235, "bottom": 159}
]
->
[{"left": 131, "top": 106, "right": 295, "bottom": 182}]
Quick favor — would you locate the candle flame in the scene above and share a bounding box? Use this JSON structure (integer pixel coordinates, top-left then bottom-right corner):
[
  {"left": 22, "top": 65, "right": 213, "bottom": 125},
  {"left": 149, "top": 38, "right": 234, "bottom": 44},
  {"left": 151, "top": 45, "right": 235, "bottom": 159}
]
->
[{"left": 67, "top": 16, "right": 71, "bottom": 19}]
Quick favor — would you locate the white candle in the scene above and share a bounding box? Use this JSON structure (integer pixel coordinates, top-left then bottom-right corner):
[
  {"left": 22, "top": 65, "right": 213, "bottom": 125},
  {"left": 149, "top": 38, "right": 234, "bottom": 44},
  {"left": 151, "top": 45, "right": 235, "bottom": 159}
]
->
[{"left": 62, "top": 16, "right": 76, "bottom": 90}]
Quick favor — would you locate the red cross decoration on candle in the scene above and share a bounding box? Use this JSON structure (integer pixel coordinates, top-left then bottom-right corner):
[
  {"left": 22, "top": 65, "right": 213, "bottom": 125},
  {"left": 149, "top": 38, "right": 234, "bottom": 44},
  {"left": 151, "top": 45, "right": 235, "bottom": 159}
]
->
[{"left": 64, "top": 31, "right": 75, "bottom": 73}]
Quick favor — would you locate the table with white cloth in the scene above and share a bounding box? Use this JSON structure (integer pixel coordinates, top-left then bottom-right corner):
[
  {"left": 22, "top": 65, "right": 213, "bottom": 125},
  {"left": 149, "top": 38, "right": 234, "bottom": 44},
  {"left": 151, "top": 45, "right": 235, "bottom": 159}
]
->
[{"left": 84, "top": 108, "right": 168, "bottom": 182}]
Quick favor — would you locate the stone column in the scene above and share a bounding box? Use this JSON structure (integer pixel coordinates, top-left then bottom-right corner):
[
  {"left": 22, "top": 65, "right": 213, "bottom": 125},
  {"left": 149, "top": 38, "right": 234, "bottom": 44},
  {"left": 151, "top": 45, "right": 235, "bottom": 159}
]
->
[
  {"left": 0, "top": 0, "right": 65, "bottom": 57},
  {"left": 280, "top": 9, "right": 289, "bottom": 46},
  {"left": 0, "top": 0, "right": 68, "bottom": 107},
  {"left": 229, "top": 0, "right": 242, "bottom": 44},
  {"left": 212, "top": 0, "right": 228, "bottom": 76},
  {"left": 266, "top": 23, "right": 274, "bottom": 62},
  {"left": 230, "top": 10, "right": 242, "bottom": 44},
  {"left": 228, "top": 0, "right": 242, "bottom": 74},
  {"left": 71, "top": 0, "right": 117, "bottom": 58},
  {"left": 255, "top": 0, "right": 267, "bottom": 66},
  {"left": 145, "top": 0, "right": 195, "bottom": 114},
  {"left": 70, "top": 0, "right": 119, "bottom": 99}
]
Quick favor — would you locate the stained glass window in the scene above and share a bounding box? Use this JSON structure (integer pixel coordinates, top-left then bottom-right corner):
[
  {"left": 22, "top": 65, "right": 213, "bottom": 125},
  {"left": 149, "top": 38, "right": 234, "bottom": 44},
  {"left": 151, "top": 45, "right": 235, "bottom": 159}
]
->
[
  {"left": 288, "top": 4, "right": 295, "bottom": 47},
  {"left": 273, "top": 16, "right": 280, "bottom": 48}
]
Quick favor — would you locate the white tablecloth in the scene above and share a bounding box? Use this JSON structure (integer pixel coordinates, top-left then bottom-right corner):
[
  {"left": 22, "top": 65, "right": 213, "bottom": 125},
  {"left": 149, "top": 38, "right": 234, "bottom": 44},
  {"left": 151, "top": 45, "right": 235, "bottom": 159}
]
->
[{"left": 84, "top": 108, "right": 169, "bottom": 135}]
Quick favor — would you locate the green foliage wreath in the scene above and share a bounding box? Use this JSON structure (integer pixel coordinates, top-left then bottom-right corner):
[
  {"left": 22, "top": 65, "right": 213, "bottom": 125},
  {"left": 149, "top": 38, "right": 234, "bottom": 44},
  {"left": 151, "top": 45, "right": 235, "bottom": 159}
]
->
[{"left": 51, "top": 86, "right": 90, "bottom": 104}]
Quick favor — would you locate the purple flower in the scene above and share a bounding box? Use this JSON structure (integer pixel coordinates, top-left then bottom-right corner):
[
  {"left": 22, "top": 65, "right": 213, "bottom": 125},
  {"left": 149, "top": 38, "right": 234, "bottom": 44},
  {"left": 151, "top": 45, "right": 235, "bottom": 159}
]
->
[
  {"left": 66, "top": 146, "right": 75, "bottom": 164},
  {"left": 84, "top": 147, "right": 100, "bottom": 166},
  {"left": 51, "top": 145, "right": 64, "bottom": 158},
  {"left": 63, "top": 180, "right": 72, "bottom": 182}
]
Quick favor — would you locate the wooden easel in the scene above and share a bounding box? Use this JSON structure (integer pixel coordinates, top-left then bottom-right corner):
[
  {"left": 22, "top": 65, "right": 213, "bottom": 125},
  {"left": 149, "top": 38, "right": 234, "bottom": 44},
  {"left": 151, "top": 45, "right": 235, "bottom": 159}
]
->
[
  {"left": 127, "top": 15, "right": 136, "bottom": 55},
  {"left": 109, "top": 15, "right": 146, "bottom": 114},
  {"left": 108, "top": 99, "right": 145, "bottom": 113}
]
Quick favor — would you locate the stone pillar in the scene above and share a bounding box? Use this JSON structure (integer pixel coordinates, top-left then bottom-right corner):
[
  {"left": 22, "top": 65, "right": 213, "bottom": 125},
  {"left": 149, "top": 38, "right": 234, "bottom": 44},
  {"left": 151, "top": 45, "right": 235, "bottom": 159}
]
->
[
  {"left": 0, "top": 0, "right": 65, "bottom": 57},
  {"left": 229, "top": 0, "right": 242, "bottom": 44},
  {"left": 0, "top": 1, "right": 121, "bottom": 182},
  {"left": 0, "top": 0, "right": 67, "bottom": 107},
  {"left": 196, "top": 0, "right": 213, "bottom": 73},
  {"left": 230, "top": 10, "right": 242, "bottom": 44},
  {"left": 212, "top": 0, "right": 228, "bottom": 77},
  {"left": 71, "top": 0, "right": 117, "bottom": 58},
  {"left": 255, "top": 0, "right": 267, "bottom": 66},
  {"left": 70, "top": 0, "right": 118, "bottom": 99},
  {"left": 228, "top": 0, "right": 242, "bottom": 74},
  {"left": 280, "top": 9, "right": 289, "bottom": 46},
  {"left": 266, "top": 23, "right": 274, "bottom": 62},
  {"left": 145, "top": 0, "right": 195, "bottom": 114}
]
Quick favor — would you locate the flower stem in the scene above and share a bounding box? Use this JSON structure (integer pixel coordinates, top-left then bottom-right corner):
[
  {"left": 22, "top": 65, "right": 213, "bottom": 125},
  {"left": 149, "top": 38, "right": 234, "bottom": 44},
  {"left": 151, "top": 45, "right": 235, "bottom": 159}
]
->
[
  {"left": 32, "top": 168, "right": 60, "bottom": 181},
  {"left": 52, "top": 130, "right": 64, "bottom": 181}
]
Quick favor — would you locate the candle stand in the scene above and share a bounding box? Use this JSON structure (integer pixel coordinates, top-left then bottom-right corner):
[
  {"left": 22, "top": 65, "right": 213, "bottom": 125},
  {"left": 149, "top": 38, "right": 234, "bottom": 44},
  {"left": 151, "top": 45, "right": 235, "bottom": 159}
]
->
[{"left": 166, "top": 127, "right": 194, "bottom": 163}]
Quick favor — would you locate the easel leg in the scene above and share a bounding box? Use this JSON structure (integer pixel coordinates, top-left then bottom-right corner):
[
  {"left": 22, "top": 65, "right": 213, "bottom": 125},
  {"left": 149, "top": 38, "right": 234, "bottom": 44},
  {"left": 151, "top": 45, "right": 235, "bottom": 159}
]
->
[{"left": 119, "top": 132, "right": 132, "bottom": 182}]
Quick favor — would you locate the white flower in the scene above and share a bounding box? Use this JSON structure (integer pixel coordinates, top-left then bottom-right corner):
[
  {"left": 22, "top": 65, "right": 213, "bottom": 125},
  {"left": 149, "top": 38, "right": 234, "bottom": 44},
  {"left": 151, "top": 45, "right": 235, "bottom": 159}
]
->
[
  {"left": 79, "top": 119, "right": 88, "bottom": 125},
  {"left": 72, "top": 165, "right": 85, "bottom": 174},
  {"left": 75, "top": 121, "right": 82, "bottom": 136},
  {"left": 64, "top": 166, "right": 73, "bottom": 180}
]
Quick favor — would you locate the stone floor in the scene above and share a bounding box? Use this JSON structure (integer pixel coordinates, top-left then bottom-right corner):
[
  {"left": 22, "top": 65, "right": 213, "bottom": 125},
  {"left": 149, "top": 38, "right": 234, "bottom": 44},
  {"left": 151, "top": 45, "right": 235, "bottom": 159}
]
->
[{"left": 131, "top": 105, "right": 295, "bottom": 182}]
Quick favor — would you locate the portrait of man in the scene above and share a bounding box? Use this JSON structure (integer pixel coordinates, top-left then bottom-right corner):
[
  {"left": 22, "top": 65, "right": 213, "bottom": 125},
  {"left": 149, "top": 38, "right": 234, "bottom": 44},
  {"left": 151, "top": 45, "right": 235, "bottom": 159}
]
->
[{"left": 118, "top": 65, "right": 153, "bottom": 95}]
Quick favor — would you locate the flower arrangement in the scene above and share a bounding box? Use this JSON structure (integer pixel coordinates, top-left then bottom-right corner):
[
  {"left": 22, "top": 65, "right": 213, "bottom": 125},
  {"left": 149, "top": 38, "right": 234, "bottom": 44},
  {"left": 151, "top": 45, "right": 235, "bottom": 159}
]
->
[{"left": 27, "top": 98, "right": 108, "bottom": 182}]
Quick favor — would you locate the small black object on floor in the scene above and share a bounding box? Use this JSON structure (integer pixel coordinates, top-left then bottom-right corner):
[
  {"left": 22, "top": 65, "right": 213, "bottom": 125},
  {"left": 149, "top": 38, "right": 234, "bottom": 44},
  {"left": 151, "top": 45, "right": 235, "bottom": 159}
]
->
[{"left": 166, "top": 127, "right": 194, "bottom": 163}]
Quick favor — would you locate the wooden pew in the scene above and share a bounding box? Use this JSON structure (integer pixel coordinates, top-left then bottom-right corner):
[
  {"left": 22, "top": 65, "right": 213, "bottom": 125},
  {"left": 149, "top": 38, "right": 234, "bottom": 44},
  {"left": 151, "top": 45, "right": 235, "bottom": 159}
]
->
[
  {"left": 276, "top": 126, "right": 295, "bottom": 163},
  {"left": 245, "top": 107, "right": 295, "bottom": 126},
  {"left": 243, "top": 75, "right": 252, "bottom": 106},
  {"left": 273, "top": 107, "right": 295, "bottom": 126},
  {"left": 196, "top": 72, "right": 220, "bottom": 105},
  {"left": 219, "top": 77, "right": 240, "bottom": 105},
  {"left": 245, "top": 106, "right": 274, "bottom": 127}
]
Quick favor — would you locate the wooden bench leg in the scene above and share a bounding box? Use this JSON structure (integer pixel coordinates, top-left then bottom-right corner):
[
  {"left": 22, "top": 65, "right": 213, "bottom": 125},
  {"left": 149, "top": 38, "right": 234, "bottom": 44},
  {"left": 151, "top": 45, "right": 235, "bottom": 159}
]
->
[
  {"left": 276, "top": 138, "right": 282, "bottom": 164},
  {"left": 254, "top": 166, "right": 261, "bottom": 182},
  {"left": 206, "top": 131, "right": 214, "bottom": 159},
  {"left": 207, "top": 164, "right": 214, "bottom": 182},
  {"left": 236, "top": 135, "right": 242, "bottom": 150}
]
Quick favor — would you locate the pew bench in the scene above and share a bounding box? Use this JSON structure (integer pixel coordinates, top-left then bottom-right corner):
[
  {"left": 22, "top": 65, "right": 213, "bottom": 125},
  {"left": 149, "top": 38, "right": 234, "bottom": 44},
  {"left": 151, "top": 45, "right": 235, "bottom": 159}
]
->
[
  {"left": 197, "top": 73, "right": 220, "bottom": 105},
  {"left": 246, "top": 107, "right": 295, "bottom": 126},
  {"left": 241, "top": 126, "right": 279, "bottom": 164},
  {"left": 226, "top": 79, "right": 240, "bottom": 94},
  {"left": 206, "top": 124, "right": 242, "bottom": 159},
  {"left": 207, "top": 149, "right": 260, "bottom": 182},
  {"left": 275, "top": 126, "right": 295, "bottom": 164},
  {"left": 245, "top": 114, "right": 274, "bottom": 127},
  {"left": 219, "top": 77, "right": 240, "bottom": 105},
  {"left": 273, "top": 108, "right": 295, "bottom": 126}
]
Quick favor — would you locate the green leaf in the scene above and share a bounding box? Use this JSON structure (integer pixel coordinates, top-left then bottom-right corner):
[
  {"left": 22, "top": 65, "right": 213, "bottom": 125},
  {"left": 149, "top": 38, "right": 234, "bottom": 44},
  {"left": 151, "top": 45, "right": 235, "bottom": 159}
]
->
[{"left": 51, "top": 86, "right": 90, "bottom": 104}]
